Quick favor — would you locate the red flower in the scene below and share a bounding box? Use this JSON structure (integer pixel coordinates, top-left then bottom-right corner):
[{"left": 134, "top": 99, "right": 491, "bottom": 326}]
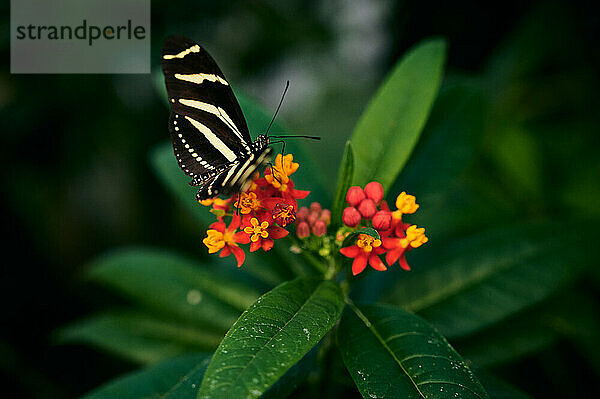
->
[
  {"left": 272, "top": 202, "right": 296, "bottom": 227},
  {"left": 242, "top": 215, "right": 288, "bottom": 252},
  {"left": 257, "top": 176, "right": 309, "bottom": 209},
  {"left": 382, "top": 224, "right": 428, "bottom": 270},
  {"left": 203, "top": 214, "right": 250, "bottom": 267},
  {"left": 340, "top": 233, "right": 387, "bottom": 275}
]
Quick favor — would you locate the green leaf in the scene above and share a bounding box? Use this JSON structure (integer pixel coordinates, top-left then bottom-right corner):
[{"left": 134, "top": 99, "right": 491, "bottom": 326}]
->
[
  {"left": 341, "top": 227, "right": 380, "bottom": 249},
  {"left": 454, "top": 290, "right": 600, "bottom": 369},
  {"left": 476, "top": 371, "right": 533, "bottom": 399},
  {"left": 261, "top": 344, "right": 319, "bottom": 399},
  {"left": 351, "top": 38, "right": 446, "bottom": 190},
  {"left": 198, "top": 277, "right": 344, "bottom": 399},
  {"left": 454, "top": 308, "right": 557, "bottom": 368},
  {"left": 338, "top": 303, "right": 488, "bottom": 399},
  {"left": 150, "top": 142, "right": 207, "bottom": 224},
  {"left": 385, "top": 222, "right": 594, "bottom": 338},
  {"left": 331, "top": 141, "right": 354, "bottom": 230},
  {"left": 395, "top": 83, "right": 484, "bottom": 198},
  {"left": 81, "top": 353, "right": 211, "bottom": 399},
  {"left": 58, "top": 312, "right": 221, "bottom": 365},
  {"left": 88, "top": 247, "right": 261, "bottom": 331}
]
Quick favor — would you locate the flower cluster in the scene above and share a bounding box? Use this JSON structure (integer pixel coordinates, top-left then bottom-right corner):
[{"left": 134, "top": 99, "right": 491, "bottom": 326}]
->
[
  {"left": 202, "top": 153, "right": 309, "bottom": 267},
  {"left": 339, "top": 183, "right": 428, "bottom": 275}
]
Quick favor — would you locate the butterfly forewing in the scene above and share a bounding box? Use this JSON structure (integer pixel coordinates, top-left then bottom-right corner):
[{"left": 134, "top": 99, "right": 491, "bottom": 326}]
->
[
  {"left": 161, "top": 36, "right": 272, "bottom": 200},
  {"left": 162, "top": 36, "right": 252, "bottom": 177}
]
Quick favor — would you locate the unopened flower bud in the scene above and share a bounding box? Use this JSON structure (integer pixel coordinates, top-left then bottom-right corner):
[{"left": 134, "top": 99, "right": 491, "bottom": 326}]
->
[
  {"left": 346, "top": 186, "right": 366, "bottom": 207},
  {"left": 364, "top": 181, "right": 384, "bottom": 203},
  {"left": 307, "top": 213, "right": 318, "bottom": 226},
  {"left": 312, "top": 219, "right": 327, "bottom": 236},
  {"left": 319, "top": 209, "right": 331, "bottom": 225},
  {"left": 342, "top": 207, "right": 361, "bottom": 227},
  {"left": 296, "top": 221, "right": 310, "bottom": 238},
  {"left": 296, "top": 207, "right": 309, "bottom": 222},
  {"left": 357, "top": 199, "right": 377, "bottom": 219},
  {"left": 372, "top": 210, "right": 392, "bottom": 231},
  {"left": 310, "top": 202, "right": 322, "bottom": 214}
]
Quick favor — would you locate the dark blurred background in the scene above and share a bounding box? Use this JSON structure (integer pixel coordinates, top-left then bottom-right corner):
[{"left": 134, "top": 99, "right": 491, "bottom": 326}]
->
[{"left": 1, "top": 0, "right": 599, "bottom": 397}]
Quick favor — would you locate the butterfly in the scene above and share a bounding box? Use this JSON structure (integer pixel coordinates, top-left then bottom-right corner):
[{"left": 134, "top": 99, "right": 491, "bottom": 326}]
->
[{"left": 161, "top": 35, "right": 273, "bottom": 201}]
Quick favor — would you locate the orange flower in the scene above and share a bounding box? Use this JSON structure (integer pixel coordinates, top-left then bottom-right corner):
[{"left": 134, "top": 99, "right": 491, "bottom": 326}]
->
[
  {"left": 234, "top": 191, "right": 261, "bottom": 214},
  {"left": 202, "top": 214, "right": 250, "bottom": 267},
  {"left": 265, "top": 153, "right": 299, "bottom": 190},
  {"left": 392, "top": 192, "right": 419, "bottom": 219},
  {"left": 242, "top": 216, "right": 288, "bottom": 252},
  {"left": 382, "top": 224, "right": 428, "bottom": 270},
  {"left": 199, "top": 197, "right": 230, "bottom": 211},
  {"left": 272, "top": 203, "right": 296, "bottom": 227}
]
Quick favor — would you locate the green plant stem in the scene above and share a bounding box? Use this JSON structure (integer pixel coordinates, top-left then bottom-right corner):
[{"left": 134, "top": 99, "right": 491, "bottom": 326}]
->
[{"left": 302, "top": 250, "right": 328, "bottom": 275}]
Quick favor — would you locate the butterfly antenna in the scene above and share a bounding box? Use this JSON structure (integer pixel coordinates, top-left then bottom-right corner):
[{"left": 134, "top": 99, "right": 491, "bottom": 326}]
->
[
  {"left": 265, "top": 80, "right": 290, "bottom": 137},
  {"left": 269, "top": 135, "right": 321, "bottom": 140}
]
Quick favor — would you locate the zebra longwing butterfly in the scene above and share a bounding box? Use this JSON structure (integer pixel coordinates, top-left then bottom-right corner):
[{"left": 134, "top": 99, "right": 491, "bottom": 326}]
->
[{"left": 161, "top": 35, "right": 272, "bottom": 201}]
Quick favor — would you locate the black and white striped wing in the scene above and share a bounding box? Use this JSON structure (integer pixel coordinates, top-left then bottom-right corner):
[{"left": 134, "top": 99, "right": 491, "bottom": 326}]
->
[
  {"left": 161, "top": 36, "right": 252, "bottom": 184},
  {"left": 195, "top": 146, "right": 273, "bottom": 200}
]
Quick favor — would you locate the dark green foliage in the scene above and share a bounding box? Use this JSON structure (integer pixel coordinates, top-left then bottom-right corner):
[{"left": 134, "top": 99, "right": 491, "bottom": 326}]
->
[{"left": 4, "top": 2, "right": 598, "bottom": 398}]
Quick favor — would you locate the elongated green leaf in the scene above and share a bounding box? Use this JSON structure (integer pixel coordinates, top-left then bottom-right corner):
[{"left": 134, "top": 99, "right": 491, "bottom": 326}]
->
[
  {"left": 261, "top": 344, "right": 319, "bottom": 399},
  {"left": 150, "top": 141, "right": 206, "bottom": 223},
  {"left": 58, "top": 312, "right": 221, "bottom": 365},
  {"left": 198, "top": 277, "right": 344, "bottom": 399},
  {"left": 386, "top": 222, "right": 594, "bottom": 338},
  {"left": 395, "top": 83, "right": 484, "bottom": 198},
  {"left": 455, "top": 291, "right": 600, "bottom": 368},
  {"left": 331, "top": 141, "right": 354, "bottom": 230},
  {"left": 351, "top": 38, "right": 446, "bottom": 190},
  {"left": 477, "top": 371, "right": 533, "bottom": 399},
  {"left": 88, "top": 248, "right": 261, "bottom": 331},
  {"left": 454, "top": 310, "right": 556, "bottom": 368},
  {"left": 82, "top": 353, "right": 211, "bottom": 399},
  {"left": 338, "top": 303, "right": 488, "bottom": 399}
]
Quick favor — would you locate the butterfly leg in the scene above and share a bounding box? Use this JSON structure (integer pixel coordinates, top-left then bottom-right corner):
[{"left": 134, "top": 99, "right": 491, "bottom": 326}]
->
[
  {"left": 234, "top": 191, "right": 241, "bottom": 215},
  {"left": 266, "top": 139, "right": 287, "bottom": 185},
  {"left": 269, "top": 139, "right": 286, "bottom": 157}
]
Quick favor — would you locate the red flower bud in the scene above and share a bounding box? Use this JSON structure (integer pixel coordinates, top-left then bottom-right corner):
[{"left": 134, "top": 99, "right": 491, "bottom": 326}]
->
[
  {"left": 342, "top": 206, "right": 361, "bottom": 227},
  {"left": 346, "top": 186, "right": 366, "bottom": 207},
  {"left": 357, "top": 199, "right": 377, "bottom": 219},
  {"left": 296, "top": 221, "right": 310, "bottom": 238},
  {"left": 372, "top": 210, "right": 392, "bottom": 231},
  {"left": 319, "top": 209, "right": 331, "bottom": 225},
  {"left": 364, "top": 181, "right": 384, "bottom": 203},
  {"left": 307, "top": 213, "right": 318, "bottom": 226},
  {"left": 312, "top": 219, "right": 327, "bottom": 236},
  {"left": 310, "top": 202, "right": 322, "bottom": 214},
  {"left": 296, "top": 207, "right": 309, "bottom": 222}
]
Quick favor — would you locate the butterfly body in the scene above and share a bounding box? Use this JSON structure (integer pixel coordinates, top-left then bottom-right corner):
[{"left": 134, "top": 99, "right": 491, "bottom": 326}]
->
[{"left": 161, "top": 36, "right": 272, "bottom": 200}]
